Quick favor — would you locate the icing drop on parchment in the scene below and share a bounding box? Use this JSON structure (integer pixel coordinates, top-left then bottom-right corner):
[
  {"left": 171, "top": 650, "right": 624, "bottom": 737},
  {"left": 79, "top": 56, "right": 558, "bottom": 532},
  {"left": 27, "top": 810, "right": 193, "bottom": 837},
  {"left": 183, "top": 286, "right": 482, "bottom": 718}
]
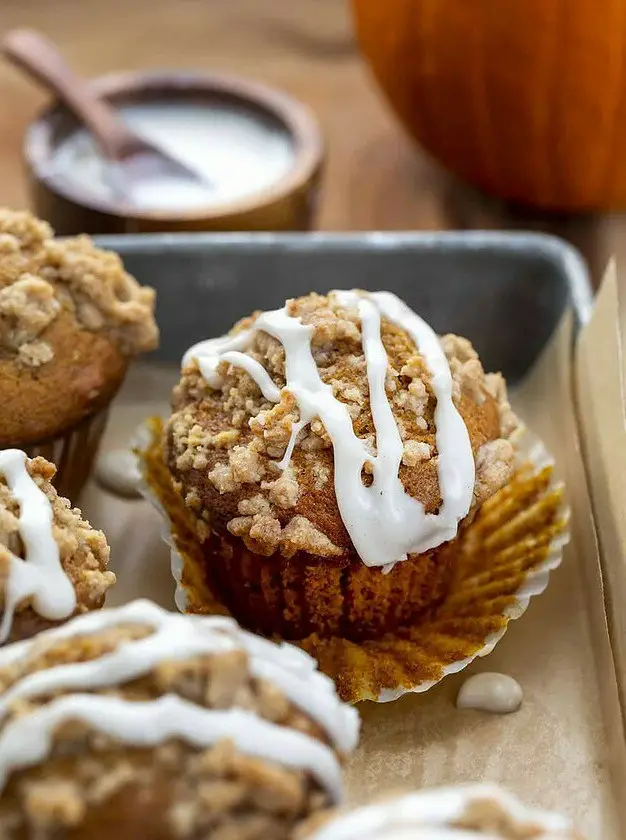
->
[
  {"left": 0, "top": 450, "right": 76, "bottom": 643},
  {"left": 183, "top": 290, "right": 475, "bottom": 567},
  {"left": 0, "top": 599, "right": 358, "bottom": 797},
  {"left": 456, "top": 672, "right": 523, "bottom": 714},
  {"left": 305, "top": 785, "right": 573, "bottom": 840},
  {"left": 95, "top": 449, "right": 142, "bottom": 498}
]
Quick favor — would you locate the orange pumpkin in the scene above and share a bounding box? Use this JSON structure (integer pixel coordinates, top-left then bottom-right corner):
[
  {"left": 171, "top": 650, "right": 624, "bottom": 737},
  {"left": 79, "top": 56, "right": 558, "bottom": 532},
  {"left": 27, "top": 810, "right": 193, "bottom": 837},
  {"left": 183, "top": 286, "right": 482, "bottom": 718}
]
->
[{"left": 352, "top": 0, "right": 626, "bottom": 211}]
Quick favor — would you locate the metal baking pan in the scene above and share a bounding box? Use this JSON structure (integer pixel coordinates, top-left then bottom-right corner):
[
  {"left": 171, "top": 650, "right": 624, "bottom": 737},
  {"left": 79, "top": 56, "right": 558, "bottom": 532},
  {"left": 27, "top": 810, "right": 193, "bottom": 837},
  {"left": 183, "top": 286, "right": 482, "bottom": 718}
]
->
[
  {"left": 88, "top": 233, "right": 619, "bottom": 838},
  {"left": 95, "top": 231, "right": 592, "bottom": 382}
]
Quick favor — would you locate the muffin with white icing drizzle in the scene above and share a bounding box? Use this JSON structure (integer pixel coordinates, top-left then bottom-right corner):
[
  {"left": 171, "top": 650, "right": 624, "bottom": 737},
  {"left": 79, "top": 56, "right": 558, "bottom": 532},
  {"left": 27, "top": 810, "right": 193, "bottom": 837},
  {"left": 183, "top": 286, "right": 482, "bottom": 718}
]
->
[
  {"left": 0, "top": 598, "right": 359, "bottom": 839},
  {"left": 143, "top": 290, "right": 567, "bottom": 701},
  {"left": 0, "top": 450, "right": 115, "bottom": 645},
  {"left": 300, "top": 785, "right": 582, "bottom": 840},
  {"left": 0, "top": 208, "right": 158, "bottom": 499}
]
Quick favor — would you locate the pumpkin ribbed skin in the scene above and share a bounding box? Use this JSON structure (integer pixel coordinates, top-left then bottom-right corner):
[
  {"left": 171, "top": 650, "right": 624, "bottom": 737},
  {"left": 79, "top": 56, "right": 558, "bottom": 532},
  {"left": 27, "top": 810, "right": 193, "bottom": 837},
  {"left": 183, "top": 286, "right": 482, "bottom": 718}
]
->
[{"left": 352, "top": 0, "right": 626, "bottom": 211}]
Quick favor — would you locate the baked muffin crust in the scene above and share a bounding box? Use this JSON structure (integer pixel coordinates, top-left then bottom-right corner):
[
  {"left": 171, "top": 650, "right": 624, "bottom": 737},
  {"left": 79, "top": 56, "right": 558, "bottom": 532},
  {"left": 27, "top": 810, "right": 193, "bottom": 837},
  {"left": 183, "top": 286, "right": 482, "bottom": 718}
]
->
[
  {"left": 0, "top": 209, "right": 158, "bottom": 445},
  {"left": 167, "top": 292, "right": 518, "bottom": 559}
]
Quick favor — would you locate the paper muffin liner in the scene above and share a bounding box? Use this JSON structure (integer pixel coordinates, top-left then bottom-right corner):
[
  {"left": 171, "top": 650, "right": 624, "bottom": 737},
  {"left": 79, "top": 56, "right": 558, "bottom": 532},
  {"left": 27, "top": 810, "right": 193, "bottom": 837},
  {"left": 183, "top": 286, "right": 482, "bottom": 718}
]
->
[
  {"left": 136, "top": 419, "right": 569, "bottom": 704},
  {"left": 22, "top": 404, "right": 114, "bottom": 501}
]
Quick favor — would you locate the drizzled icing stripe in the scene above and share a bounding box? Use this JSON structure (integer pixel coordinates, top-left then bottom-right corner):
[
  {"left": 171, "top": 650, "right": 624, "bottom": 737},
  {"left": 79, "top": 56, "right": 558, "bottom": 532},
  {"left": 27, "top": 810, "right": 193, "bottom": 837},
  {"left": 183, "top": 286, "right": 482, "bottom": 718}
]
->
[
  {"left": 221, "top": 351, "right": 281, "bottom": 402},
  {"left": 0, "top": 696, "right": 343, "bottom": 801},
  {"left": 306, "top": 786, "right": 574, "bottom": 840},
  {"left": 0, "top": 450, "right": 76, "bottom": 643},
  {"left": 183, "top": 290, "right": 475, "bottom": 567},
  {"left": 0, "top": 600, "right": 359, "bottom": 766}
]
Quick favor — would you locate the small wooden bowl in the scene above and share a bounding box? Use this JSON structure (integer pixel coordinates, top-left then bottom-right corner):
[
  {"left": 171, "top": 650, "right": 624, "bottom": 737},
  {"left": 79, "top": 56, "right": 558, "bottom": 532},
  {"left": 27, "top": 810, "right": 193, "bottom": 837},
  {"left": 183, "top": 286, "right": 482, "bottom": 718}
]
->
[{"left": 24, "top": 71, "right": 324, "bottom": 235}]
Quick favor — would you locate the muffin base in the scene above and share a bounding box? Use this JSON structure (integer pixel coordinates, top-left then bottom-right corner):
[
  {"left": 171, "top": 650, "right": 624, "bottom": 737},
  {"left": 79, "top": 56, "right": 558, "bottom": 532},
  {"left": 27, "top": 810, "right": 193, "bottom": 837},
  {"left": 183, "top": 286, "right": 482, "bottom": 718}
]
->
[
  {"left": 5, "top": 596, "right": 108, "bottom": 646},
  {"left": 201, "top": 533, "right": 454, "bottom": 643},
  {"left": 23, "top": 398, "right": 116, "bottom": 501},
  {"left": 141, "top": 419, "right": 568, "bottom": 702}
]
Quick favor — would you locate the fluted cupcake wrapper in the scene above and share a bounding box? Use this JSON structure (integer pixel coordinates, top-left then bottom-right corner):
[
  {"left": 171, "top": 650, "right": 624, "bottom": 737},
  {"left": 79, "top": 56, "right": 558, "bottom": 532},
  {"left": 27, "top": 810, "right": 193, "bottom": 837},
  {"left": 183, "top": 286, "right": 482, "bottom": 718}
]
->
[
  {"left": 133, "top": 419, "right": 230, "bottom": 619},
  {"left": 135, "top": 420, "right": 569, "bottom": 704},
  {"left": 22, "top": 405, "right": 113, "bottom": 501}
]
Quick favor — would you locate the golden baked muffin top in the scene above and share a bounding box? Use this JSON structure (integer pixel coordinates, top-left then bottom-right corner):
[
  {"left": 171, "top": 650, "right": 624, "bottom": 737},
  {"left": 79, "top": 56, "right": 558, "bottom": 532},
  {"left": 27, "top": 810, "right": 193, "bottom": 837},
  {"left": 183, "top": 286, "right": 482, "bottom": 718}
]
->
[
  {"left": 168, "top": 291, "right": 519, "bottom": 563},
  {"left": 0, "top": 451, "right": 115, "bottom": 643},
  {"left": 0, "top": 209, "right": 158, "bottom": 444}
]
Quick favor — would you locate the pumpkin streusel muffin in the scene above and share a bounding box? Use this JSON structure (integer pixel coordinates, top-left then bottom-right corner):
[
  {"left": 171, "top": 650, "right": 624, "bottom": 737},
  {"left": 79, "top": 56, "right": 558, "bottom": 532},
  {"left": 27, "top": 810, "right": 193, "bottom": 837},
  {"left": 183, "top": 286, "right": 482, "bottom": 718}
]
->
[
  {"left": 0, "top": 449, "right": 115, "bottom": 645},
  {"left": 0, "top": 599, "right": 359, "bottom": 839},
  {"left": 144, "top": 289, "right": 566, "bottom": 701},
  {"left": 0, "top": 208, "right": 158, "bottom": 498},
  {"left": 300, "top": 785, "right": 582, "bottom": 839}
]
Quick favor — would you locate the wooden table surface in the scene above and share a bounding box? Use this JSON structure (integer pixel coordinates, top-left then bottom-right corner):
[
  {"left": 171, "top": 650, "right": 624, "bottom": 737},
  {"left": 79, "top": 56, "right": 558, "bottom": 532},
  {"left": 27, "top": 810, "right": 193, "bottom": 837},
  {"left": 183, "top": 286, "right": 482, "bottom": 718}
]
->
[{"left": 0, "top": 0, "right": 622, "bottom": 284}]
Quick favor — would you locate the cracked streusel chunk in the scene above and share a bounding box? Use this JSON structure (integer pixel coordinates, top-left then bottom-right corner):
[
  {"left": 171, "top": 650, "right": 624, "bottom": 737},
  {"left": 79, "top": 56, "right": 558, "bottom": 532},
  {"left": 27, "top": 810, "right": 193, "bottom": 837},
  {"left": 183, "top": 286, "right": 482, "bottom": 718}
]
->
[{"left": 0, "top": 600, "right": 359, "bottom": 839}]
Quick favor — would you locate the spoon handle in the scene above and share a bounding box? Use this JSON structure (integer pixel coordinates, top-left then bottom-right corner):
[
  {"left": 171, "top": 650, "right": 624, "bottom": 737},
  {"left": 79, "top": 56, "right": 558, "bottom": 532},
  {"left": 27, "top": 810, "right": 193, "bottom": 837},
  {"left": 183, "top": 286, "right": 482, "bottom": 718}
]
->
[{"left": 2, "top": 29, "right": 138, "bottom": 160}]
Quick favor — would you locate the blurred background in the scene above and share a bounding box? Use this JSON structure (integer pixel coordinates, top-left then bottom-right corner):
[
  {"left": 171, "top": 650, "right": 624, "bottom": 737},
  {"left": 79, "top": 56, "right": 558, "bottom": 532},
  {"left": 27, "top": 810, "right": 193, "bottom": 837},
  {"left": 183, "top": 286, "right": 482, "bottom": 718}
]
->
[{"left": 0, "top": 0, "right": 623, "bottom": 284}]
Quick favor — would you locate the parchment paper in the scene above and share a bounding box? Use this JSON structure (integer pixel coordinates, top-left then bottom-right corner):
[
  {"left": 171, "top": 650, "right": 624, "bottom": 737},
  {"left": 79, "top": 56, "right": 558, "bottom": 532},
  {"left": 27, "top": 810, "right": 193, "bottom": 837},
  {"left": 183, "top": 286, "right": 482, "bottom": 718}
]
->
[{"left": 79, "top": 302, "right": 623, "bottom": 838}]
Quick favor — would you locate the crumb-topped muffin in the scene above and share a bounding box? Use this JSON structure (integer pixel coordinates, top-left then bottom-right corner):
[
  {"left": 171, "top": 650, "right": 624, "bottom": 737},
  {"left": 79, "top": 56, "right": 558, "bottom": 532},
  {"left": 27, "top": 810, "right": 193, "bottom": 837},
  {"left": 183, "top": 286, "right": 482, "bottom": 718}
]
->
[
  {"left": 0, "top": 449, "right": 115, "bottom": 644},
  {"left": 0, "top": 599, "right": 359, "bottom": 839},
  {"left": 165, "top": 290, "right": 517, "bottom": 640},
  {"left": 145, "top": 289, "right": 566, "bottom": 701},
  {"left": 300, "top": 786, "right": 581, "bottom": 839},
  {"left": 0, "top": 208, "right": 158, "bottom": 497}
]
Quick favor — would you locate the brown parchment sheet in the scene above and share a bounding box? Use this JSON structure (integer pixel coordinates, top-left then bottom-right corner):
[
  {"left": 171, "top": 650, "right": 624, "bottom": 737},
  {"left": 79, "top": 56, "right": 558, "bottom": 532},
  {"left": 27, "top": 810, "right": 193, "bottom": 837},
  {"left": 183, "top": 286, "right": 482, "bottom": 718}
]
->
[{"left": 79, "top": 309, "right": 622, "bottom": 839}]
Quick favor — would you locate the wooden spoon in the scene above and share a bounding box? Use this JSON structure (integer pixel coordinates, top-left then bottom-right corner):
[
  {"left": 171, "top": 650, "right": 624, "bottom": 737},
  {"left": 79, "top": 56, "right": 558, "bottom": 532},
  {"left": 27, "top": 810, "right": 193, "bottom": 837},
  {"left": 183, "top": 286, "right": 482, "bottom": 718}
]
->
[{"left": 2, "top": 28, "right": 213, "bottom": 207}]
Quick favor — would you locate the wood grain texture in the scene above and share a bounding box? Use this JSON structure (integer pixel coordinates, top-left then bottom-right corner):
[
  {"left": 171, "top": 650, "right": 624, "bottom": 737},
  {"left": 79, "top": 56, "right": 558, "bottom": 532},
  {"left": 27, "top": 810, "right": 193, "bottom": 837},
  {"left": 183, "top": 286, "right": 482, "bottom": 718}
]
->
[{"left": 0, "top": 0, "right": 623, "bottom": 283}]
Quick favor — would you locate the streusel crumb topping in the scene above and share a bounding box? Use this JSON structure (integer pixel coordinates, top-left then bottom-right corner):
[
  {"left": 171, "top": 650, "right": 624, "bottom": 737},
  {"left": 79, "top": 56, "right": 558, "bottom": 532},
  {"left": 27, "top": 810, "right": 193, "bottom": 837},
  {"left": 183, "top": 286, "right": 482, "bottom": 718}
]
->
[
  {"left": 454, "top": 796, "right": 571, "bottom": 839},
  {"left": 0, "top": 628, "right": 331, "bottom": 839},
  {"left": 0, "top": 456, "right": 115, "bottom": 623},
  {"left": 299, "top": 793, "right": 577, "bottom": 840},
  {"left": 168, "top": 292, "right": 520, "bottom": 557},
  {"left": 0, "top": 209, "right": 158, "bottom": 366}
]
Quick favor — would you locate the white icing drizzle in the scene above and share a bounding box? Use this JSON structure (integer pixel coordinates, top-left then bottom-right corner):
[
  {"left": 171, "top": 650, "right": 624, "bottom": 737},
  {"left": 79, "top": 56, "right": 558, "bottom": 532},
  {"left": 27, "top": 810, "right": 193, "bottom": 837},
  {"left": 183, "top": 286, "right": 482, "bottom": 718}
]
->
[
  {"left": 0, "top": 599, "right": 357, "bottom": 750},
  {"left": 0, "top": 599, "right": 358, "bottom": 797},
  {"left": 221, "top": 350, "right": 281, "bottom": 402},
  {"left": 0, "top": 695, "right": 343, "bottom": 799},
  {"left": 306, "top": 785, "right": 574, "bottom": 840},
  {"left": 0, "top": 449, "right": 76, "bottom": 643},
  {"left": 456, "top": 672, "right": 523, "bottom": 714},
  {"left": 183, "top": 290, "right": 475, "bottom": 567},
  {"left": 183, "top": 331, "right": 251, "bottom": 387}
]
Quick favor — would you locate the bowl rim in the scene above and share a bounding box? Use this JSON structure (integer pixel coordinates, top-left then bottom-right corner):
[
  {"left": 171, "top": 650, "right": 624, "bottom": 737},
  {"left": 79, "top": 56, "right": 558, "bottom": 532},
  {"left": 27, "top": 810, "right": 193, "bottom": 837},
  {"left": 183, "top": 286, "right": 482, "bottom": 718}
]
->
[{"left": 24, "top": 69, "right": 324, "bottom": 222}]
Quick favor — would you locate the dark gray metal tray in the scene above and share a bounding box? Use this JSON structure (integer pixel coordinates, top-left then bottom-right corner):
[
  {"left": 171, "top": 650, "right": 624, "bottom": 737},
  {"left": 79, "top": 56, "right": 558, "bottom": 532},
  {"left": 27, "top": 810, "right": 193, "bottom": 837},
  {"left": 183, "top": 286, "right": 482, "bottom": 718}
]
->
[
  {"left": 95, "top": 231, "right": 592, "bottom": 383},
  {"left": 86, "top": 232, "right": 617, "bottom": 839}
]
